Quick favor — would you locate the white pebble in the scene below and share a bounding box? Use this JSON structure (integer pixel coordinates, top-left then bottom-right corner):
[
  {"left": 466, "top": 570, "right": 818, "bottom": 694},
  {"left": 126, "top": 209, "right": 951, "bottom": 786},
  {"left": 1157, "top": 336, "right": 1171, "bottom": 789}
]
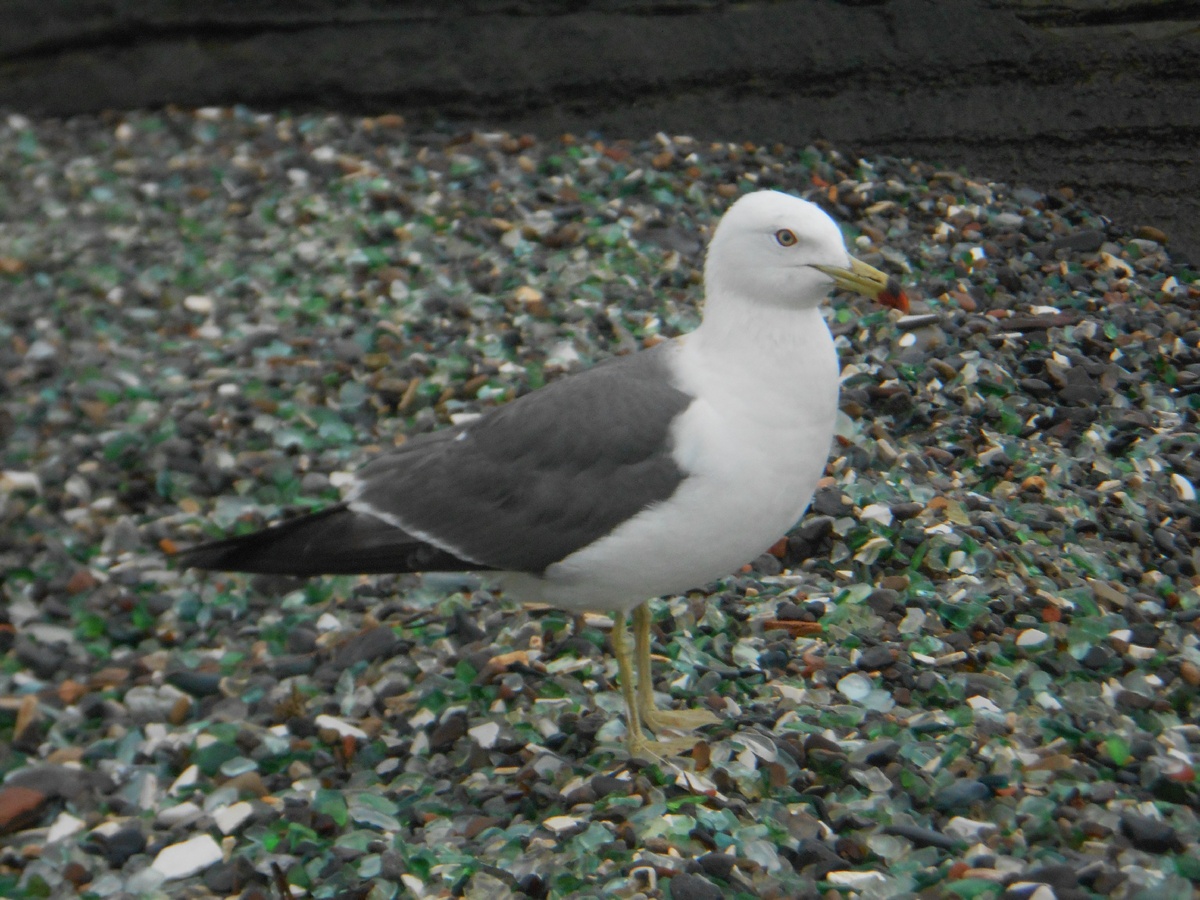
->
[
  {"left": 735, "top": 732, "right": 778, "bottom": 762},
  {"left": 826, "top": 870, "right": 886, "bottom": 888},
  {"left": 1171, "top": 473, "right": 1195, "bottom": 501},
  {"left": 211, "top": 801, "right": 254, "bottom": 835},
  {"left": 468, "top": 721, "right": 500, "bottom": 749},
  {"left": 1, "top": 471, "right": 43, "bottom": 495},
  {"left": 315, "top": 612, "right": 342, "bottom": 632},
  {"left": 851, "top": 767, "right": 894, "bottom": 794},
  {"left": 294, "top": 239, "right": 322, "bottom": 262},
  {"left": 313, "top": 714, "right": 367, "bottom": 740},
  {"left": 934, "top": 651, "right": 968, "bottom": 666},
  {"left": 183, "top": 294, "right": 214, "bottom": 315},
  {"left": 408, "top": 708, "right": 436, "bottom": 729},
  {"left": 1035, "top": 691, "right": 1063, "bottom": 711},
  {"left": 898, "top": 608, "right": 926, "bottom": 635},
  {"left": 837, "top": 672, "right": 874, "bottom": 702},
  {"left": 400, "top": 874, "right": 425, "bottom": 896},
  {"left": 170, "top": 763, "right": 199, "bottom": 794},
  {"left": 156, "top": 801, "right": 203, "bottom": 828},
  {"left": 46, "top": 812, "right": 86, "bottom": 843},
  {"left": 859, "top": 503, "right": 894, "bottom": 526},
  {"left": 944, "top": 816, "right": 998, "bottom": 842},
  {"left": 1016, "top": 628, "right": 1049, "bottom": 647},
  {"left": 967, "top": 695, "right": 1002, "bottom": 715},
  {"left": 151, "top": 834, "right": 223, "bottom": 881},
  {"left": 1008, "top": 884, "right": 1056, "bottom": 900},
  {"left": 542, "top": 815, "right": 583, "bottom": 835}
]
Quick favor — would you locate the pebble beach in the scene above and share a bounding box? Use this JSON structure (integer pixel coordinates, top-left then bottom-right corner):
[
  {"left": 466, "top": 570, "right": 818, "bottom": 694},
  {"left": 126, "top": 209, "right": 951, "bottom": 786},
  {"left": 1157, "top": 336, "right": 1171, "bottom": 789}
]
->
[{"left": 1, "top": 107, "right": 1199, "bottom": 899}]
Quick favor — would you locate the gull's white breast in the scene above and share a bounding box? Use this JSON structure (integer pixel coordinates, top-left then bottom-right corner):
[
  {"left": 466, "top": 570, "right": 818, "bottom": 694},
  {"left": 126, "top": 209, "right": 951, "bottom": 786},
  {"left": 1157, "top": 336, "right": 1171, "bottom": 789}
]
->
[{"left": 512, "top": 307, "right": 841, "bottom": 612}]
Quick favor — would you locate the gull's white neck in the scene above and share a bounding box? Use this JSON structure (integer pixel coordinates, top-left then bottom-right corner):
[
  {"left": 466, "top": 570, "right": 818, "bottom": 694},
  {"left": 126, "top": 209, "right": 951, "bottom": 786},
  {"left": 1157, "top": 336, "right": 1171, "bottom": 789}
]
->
[
  {"left": 671, "top": 289, "right": 841, "bottom": 452},
  {"left": 690, "top": 291, "right": 834, "bottom": 372}
]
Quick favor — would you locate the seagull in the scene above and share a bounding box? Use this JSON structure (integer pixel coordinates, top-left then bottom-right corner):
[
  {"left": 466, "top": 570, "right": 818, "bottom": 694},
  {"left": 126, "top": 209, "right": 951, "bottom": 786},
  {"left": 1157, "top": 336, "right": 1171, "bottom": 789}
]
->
[{"left": 178, "top": 189, "right": 908, "bottom": 757}]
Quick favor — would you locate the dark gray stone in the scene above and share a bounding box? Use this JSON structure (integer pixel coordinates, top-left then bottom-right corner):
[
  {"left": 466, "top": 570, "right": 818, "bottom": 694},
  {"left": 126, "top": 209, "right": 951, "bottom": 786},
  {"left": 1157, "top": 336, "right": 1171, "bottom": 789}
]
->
[
  {"left": 85, "top": 824, "right": 146, "bottom": 868},
  {"left": 1119, "top": 813, "right": 1182, "bottom": 853},
  {"left": 166, "top": 670, "right": 222, "bottom": 697},
  {"left": 428, "top": 712, "right": 468, "bottom": 752},
  {"left": 668, "top": 872, "right": 723, "bottom": 900},
  {"left": 933, "top": 779, "right": 991, "bottom": 810},
  {"left": 331, "top": 624, "right": 400, "bottom": 669},
  {"left": 880, "top": 823, "right": 959, "bottom": 850}
]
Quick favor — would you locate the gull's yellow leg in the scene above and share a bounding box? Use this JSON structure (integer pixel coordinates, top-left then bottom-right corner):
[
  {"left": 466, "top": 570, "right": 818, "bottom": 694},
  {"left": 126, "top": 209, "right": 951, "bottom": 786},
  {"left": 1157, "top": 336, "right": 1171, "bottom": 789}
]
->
[
  {"left": 611, "top": 610, "right": 649, "bottom": 757},
  {"left": 611, "top": 608, "right": 701, "bottom": 759},
  {"left": 633, "top": 602, "right": 720, "bottom": 734}
]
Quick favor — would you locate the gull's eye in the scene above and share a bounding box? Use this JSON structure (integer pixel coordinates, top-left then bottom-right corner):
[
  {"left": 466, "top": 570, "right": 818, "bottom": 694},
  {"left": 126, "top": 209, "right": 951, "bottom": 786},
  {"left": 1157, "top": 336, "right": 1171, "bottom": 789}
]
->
[{"left": 775, "top": 229, "right": 798, "bottom": 247}]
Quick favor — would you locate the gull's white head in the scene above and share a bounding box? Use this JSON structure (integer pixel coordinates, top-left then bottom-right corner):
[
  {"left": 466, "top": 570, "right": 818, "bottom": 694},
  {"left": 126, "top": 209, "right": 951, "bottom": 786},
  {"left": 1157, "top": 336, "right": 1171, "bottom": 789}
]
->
[{"left": 703, "top": 190, "right": 907, "bottom": 313}]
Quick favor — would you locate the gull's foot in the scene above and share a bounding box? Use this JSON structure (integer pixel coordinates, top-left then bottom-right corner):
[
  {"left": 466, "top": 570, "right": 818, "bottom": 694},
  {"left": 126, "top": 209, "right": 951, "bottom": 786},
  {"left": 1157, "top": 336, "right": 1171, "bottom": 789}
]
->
[
  {"left": 627, "top": 732, "right": 705, "bottom": 762},
  {"left": 639, "top": 705, "right": 721, "bottom": 735}
]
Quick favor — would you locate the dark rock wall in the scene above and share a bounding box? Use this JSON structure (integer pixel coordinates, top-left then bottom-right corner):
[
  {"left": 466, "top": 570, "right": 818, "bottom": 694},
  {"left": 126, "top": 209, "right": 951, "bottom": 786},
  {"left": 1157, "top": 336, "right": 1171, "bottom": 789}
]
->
[{"left": 3, "top": 0, "right": 1198, "bottom": 260}]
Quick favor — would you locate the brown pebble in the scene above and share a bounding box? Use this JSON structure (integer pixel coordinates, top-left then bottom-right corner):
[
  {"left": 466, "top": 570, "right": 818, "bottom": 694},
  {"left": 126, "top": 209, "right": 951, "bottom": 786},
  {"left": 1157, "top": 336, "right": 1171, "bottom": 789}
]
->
[
  {"left": 463, "top": 815, "right": 503, "bottom": 839},
  {"left": 1180, "top": 660, "right": 1200, "bottom": 687},
  {"left": 462, "top": 374, "right": 490, "bottom": 397},
  {"left": 89, "top": 667, "right": 130, "bottom": 689},
  {"left": 13, "top": 695, "right": 39, "bottom": 744},
  {"left": 763, "top": 619, "right": 823, "bottom": 637},
  {"left": 601, "top": 143, "right": 629, "bottom": 162},
  {"left": 513, "top": 284, "right": 549, "bottom": 318},
  {"left": 716, "top": 183, "right": 739, "bottom": 199},
  {"left": 543, "top": 222, "right": 582, "bottom": 248},
  {"left": 1134, "top": 225, "right": 1168, "bottom": 244},
  {"left": 63, "top": 861, "right": 91, "bottom": 887},
  {"left": 429, "top": 713, "right": 468, "bottom": 752},
  {"left": 169, "top": 695, "right": 192, "bottom": 726},
  {"left": 66, "top": 569, "right": 98, "bottom": 595},
  {"left": 397, "top": 379, "right": 421, "bottom": 414},
  {"left": 78, "top": 400, "right": 108, "bottom": 425},
  {"left": 45, "top": 746, "right": 84, "bottom": 765},
  {"left": 0, "top": 786, "right": 48, "bottom": 834}
]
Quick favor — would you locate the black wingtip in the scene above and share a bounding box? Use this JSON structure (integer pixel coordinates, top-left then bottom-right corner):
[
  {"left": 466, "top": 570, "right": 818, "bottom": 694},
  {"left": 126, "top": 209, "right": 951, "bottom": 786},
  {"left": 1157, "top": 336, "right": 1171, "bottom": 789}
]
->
[
  {"left": 174, "top": 504, "right": 360, "bottom": 576},
  {"left": 175, "top": 503, "right": 489, "bottom": 577}
]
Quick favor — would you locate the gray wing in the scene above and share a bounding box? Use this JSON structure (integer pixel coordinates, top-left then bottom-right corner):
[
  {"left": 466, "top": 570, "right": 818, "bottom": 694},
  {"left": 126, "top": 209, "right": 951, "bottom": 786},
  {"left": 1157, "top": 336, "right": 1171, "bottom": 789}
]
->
[{"left": 351, "top": 343, "right": 693, "bottom": 573}]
